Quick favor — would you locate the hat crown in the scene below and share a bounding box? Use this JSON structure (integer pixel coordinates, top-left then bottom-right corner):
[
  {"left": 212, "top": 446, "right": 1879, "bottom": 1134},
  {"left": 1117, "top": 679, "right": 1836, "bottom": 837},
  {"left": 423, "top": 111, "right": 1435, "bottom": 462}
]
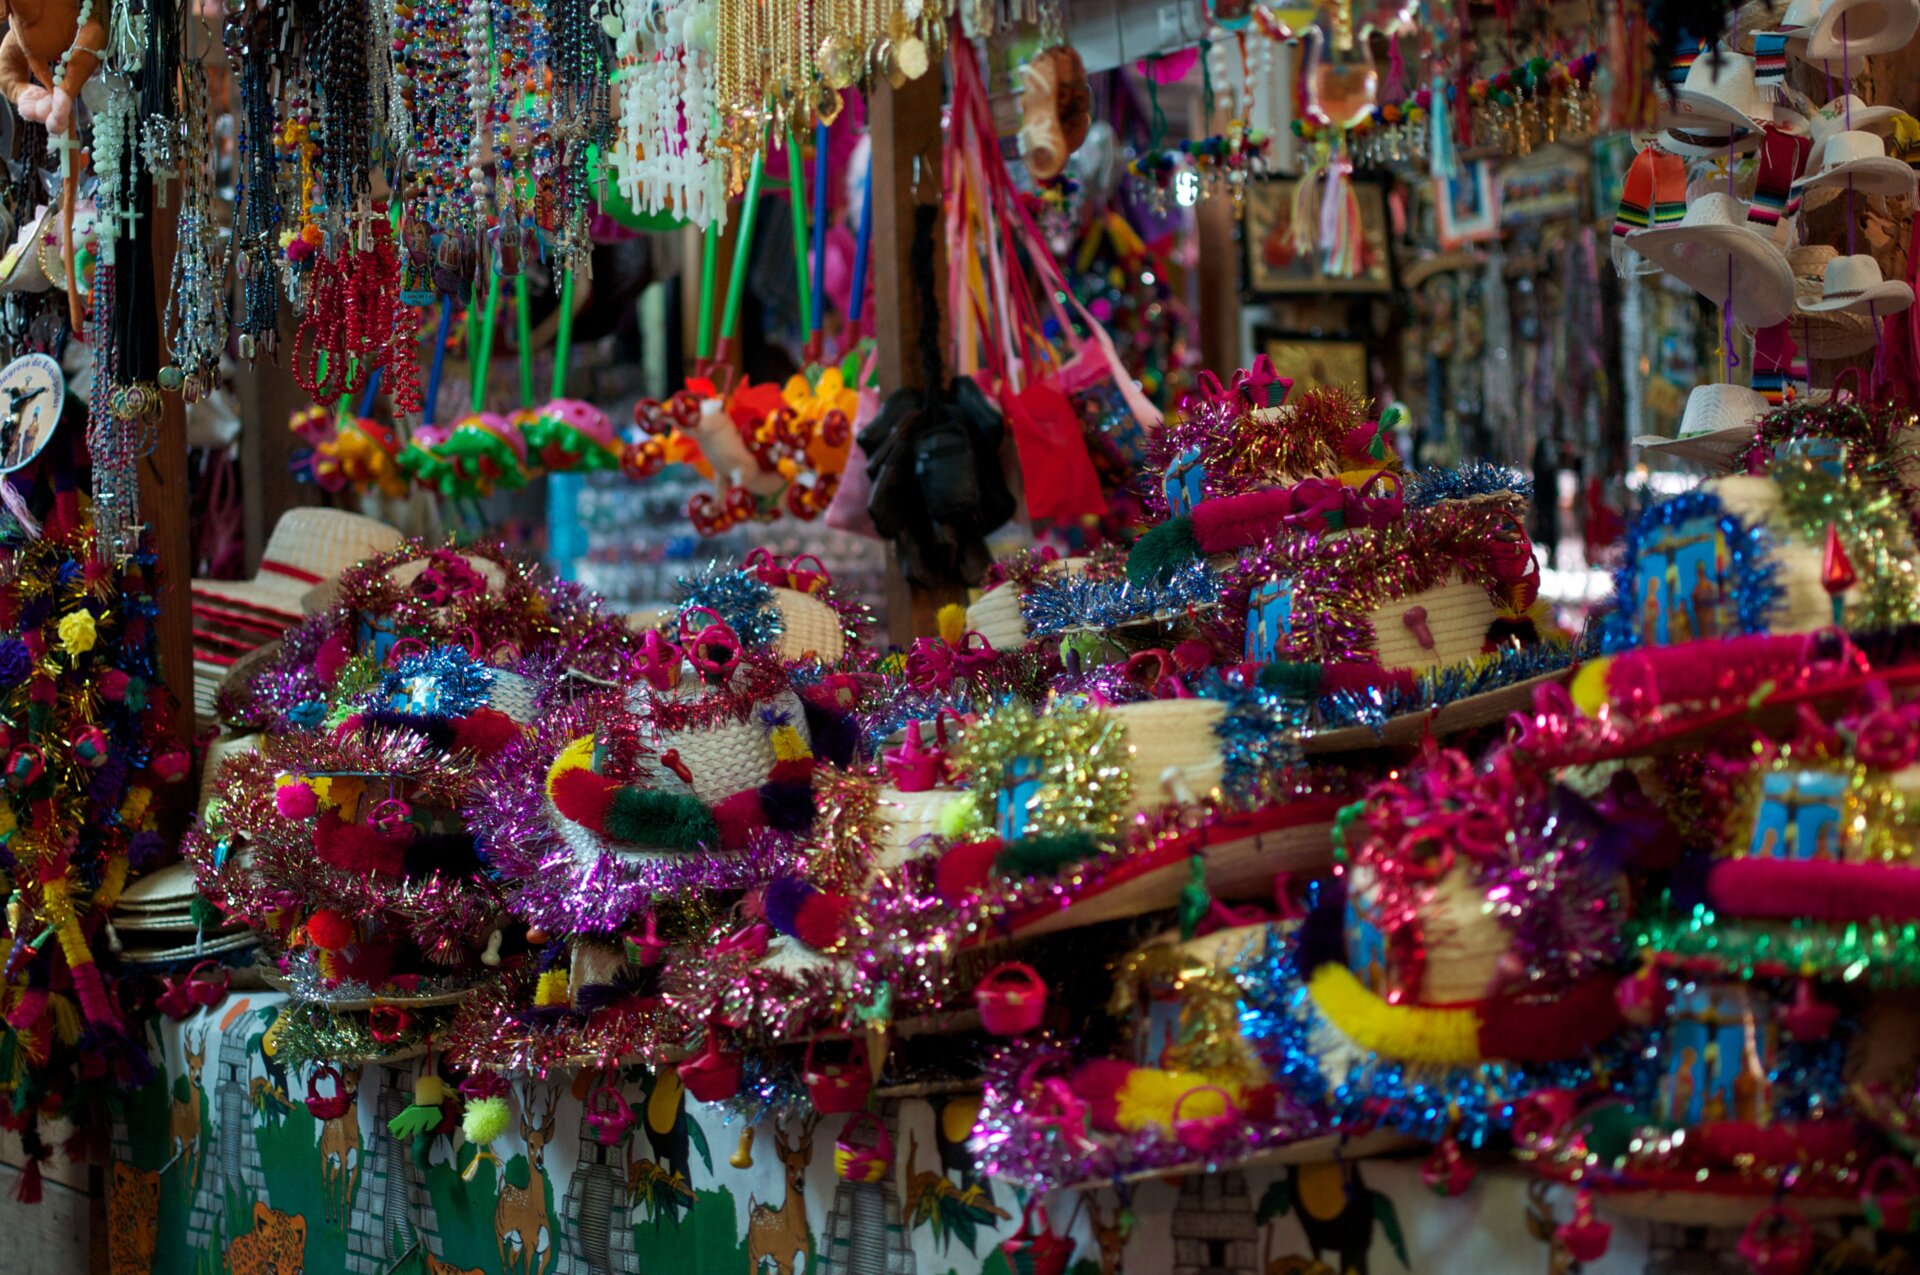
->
[
  {"left": 1675, "top": 49, "right": 1761, "bottom": 119},
  {"left": 1818, "top": 128, "right": 1890, "bottom": 167},
  {"left": 1679, "top": 191, "right": 1750, "bottom": 228},
  {"left": 1823, "top": 252, "right": 1888, "bottom": 295},
  {"left": 1681, "top": 383, "right": 1770, "bottom": 437}
]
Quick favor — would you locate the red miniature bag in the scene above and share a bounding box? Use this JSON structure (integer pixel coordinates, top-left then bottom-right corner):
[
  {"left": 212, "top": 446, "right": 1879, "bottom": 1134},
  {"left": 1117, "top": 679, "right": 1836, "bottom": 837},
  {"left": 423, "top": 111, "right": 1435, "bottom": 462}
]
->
[
  {"left": 974, "top": 963, "right": 1048, "bottom": 1036},
  {"left": 833, "top": 1112, "right": 893, "bottom": 1182},
  {"left": 801, "top": 1038, "right": 872, "bottom": 1114}
]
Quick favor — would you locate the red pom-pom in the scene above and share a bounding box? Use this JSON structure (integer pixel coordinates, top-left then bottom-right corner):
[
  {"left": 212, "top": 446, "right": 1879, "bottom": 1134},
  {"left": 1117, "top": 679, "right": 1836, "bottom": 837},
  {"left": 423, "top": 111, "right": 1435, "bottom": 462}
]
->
[
  {"left": 711, "top": 789, "right": 765, "bottom": 850},
  {"left": 792, "top": 890, "right": 852, "bottom": 949},
  {"left": 313, "top": 809, "right": 408, "bottom": 875},
  {"left": 150, "top": 748, "right": 191, "bottom": 785},
  {"left": 452, "top": 708, "right": 521, "bottom": 759},
  {"left": 935, "top": 838, "right": 1004, "bottom": 905},
  {"left": 549, "top": 766, "right": 618, "bottom": 831},
  {"left": 314, "top": 631, "right": 352, "bottom": 683},
  {"left": 307, "top": 908, "right": 354, "bottom": 951}
]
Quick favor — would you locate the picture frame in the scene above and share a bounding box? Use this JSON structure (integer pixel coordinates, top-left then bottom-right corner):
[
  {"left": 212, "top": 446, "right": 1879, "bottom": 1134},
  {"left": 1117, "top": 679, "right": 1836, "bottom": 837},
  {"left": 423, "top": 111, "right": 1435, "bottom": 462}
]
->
[
  {"left": 1242, "top": 177, "right": 1393, "bottom": 295},
  {"left": 1434, "top": 160, "right": 1499, "bottom": 249},
  {"left": 1254, "top": 328, "right": 1370, "bottom": 398}
]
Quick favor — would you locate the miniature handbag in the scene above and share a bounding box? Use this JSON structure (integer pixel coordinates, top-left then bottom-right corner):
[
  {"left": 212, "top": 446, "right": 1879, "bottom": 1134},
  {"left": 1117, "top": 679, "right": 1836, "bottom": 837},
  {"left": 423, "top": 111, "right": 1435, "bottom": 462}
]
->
[
  {"left": 1736, "top": 1205, "right": 1814, "bottom": 1275},
  {"left": 801, "top": 1038, "right": 873, "bottom": 1114},
  {"left": 974, "top": 963, "right": 1049, "bottom": 1036},
  {"left": 833, "top": 1112, "right": 893, "bottom": 1182}
]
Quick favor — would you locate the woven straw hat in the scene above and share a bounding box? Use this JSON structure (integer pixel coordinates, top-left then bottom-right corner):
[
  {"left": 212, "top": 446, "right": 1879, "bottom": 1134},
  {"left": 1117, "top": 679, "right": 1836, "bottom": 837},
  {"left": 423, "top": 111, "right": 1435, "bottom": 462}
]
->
[
  {"left": 1801, "top": 253, "right": 1916, "bottom": 314},
  {"left": 1636, "top": 383, "right": 1772, "bottom": 467},
  {"left": 1624, "top": 193, "right": 1797, "bottom": 327},
  {"left": 1808, "top": 94, "right": 1902, "bottom": 143},
  {"left": 1787, "top": 245, "right": 1880, "bottom": 355},
  {"left": 194, "top": 509, "right": 402, "bottom": 622},
  {"left": 1807, "top": 0, "right": 1920, "bottom": 58},
  {"left": 1794, "top": 129, "right": 1918, "bottom": 198},
  {"left": 1659, "top": 52, "right": 1769, "bottom": 156}
]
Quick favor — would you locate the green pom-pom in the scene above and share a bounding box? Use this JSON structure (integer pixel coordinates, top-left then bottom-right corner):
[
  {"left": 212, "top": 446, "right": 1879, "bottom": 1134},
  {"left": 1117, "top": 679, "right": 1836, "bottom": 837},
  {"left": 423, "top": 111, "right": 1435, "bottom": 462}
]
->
[
  {"left": 1257, "top": 661, "right": 1324, "bottom": 698},
  {"left": 937, "top": 796, "right": 980, "bottom": 840},
  {"left": 604, "top": 788, "right": 719, "bottom": 850},
  {"left": 463, "top": 1095, "right": 511, "bottom": 1145},
  {"left": 188, "top": 895, "right": 221, "bottom": 930},
  {"left": 1126, "top": 516, "right": 1200, "bottom": 585},
  {"left": 996, "top": 832, "right": 1100, "bottom": 877}
]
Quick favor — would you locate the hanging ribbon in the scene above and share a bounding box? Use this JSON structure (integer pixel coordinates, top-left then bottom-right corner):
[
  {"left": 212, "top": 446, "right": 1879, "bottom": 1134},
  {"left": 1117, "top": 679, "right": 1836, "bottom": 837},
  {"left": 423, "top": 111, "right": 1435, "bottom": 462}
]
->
[
  {"left": 1752, "top": 31, "right": 1793, "bottom": 94},
  {"left": 1319, "top": 151, "right": 1361, "bottom": 279},
  {"left": 1428, "top": 76, "right": 1457, "bottom": 180}
]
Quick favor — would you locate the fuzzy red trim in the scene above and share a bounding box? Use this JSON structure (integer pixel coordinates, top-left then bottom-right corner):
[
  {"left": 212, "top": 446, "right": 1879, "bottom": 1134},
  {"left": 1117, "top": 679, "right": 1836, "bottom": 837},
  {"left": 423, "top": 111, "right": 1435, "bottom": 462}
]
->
[
  {"left": 1708, "top": 856, "right": 1920, "bottom": 922},
  {"left": 1476, "top": 975, "right": 1624, "bottom": 1062},
  {"left": 313, "top": 809, "right": 408, "bottom": 876},
  {"left": 1192, "top": 489, "right": 1294, "bottom": 554},
  {"left": 710, "top": 789, "right": 764, "bottom": 850},
  {"left": 452, "top": 708, "right": 521, "bottom": 759},
  {"left": 935, "top": 838, "right": 1005, "bottom": 904},
  {"left": 549, "top": 765, "right": 618, "bottom": 832}
]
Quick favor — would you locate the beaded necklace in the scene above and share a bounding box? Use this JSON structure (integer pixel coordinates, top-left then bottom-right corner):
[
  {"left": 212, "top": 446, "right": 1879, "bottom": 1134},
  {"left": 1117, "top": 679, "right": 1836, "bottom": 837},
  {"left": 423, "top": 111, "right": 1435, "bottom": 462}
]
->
[
  {"left": 611, "top": 0, "right": 725, "bottom": 228},
  {"left": 162, "top": 58, "right": 226, "bottom": 400},
  {"left": 227, "top": 0, "right": 283, "bottom": 355}
]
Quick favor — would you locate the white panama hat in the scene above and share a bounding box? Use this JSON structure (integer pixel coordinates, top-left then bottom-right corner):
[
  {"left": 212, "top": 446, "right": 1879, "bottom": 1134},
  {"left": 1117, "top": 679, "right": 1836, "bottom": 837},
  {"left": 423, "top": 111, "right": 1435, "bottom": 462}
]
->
[
  {"left": 1806, "top": 0, "right": 1920, "bottom": 59},
  {"left": 1801, "top": 253, "right": 1916, "bottom": 314},
  {"left": 1624, "top": 192, "right": 1798, "bottom": 327},
  {"left": 1635, "top": 383, "right": 1773, "bottom": 468},
  {"left": 1793, "top": 129, "right": 1918, "bottom": 198}
]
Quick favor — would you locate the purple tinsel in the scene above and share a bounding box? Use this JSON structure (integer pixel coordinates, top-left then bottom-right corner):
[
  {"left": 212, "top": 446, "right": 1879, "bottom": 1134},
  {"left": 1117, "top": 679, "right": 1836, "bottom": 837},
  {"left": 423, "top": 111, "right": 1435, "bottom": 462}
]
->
[{"left": 0, "top": 639, "right": 31, "bottom": 688}]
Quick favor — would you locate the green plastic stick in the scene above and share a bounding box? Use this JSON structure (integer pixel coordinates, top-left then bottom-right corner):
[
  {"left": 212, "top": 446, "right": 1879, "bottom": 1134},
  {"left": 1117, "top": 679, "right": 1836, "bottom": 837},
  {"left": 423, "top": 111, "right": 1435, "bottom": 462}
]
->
[
  {"left": 719, "top": 148, "right": 766, "bottom": 343},
  {"left": 696, "top": 222, "right": 719, "bottom": 362},
  {"left": 551, "top": 269, "right": 576, "bottom": 401},
  {"left": 471, "top": 270, "right": 502, "bottom": 413},
  {"left": 784, "top": 128, "right": 813, "bottom": 349}
]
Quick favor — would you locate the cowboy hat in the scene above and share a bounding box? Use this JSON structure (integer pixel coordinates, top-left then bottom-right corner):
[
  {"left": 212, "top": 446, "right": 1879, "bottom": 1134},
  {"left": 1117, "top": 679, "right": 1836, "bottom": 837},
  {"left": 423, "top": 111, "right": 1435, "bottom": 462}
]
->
[
  {"left": 1793, "top": 129, "right": 1918, "bottom": 198},
  {"left": 1808, "top": 94, "right": 1903, "bottom": 142},
  {"left": 1784, "top": 245, "right": 1880, "bottom": 356},
  {"left": 1635, "top": 383, "right": 1773, "bottom": 468},
  {"left": 1806, "top": 0, "right": 1920, "bottom": 59},
  {"left": 1659, "top": 51, "right": 1771, "bottom": 156},
  {"left": 1624, "top": 192, "right": 1797, "bottom": 327},
  {"left": 1801, "top": 252, "right": 1917, "bottom": 314}
]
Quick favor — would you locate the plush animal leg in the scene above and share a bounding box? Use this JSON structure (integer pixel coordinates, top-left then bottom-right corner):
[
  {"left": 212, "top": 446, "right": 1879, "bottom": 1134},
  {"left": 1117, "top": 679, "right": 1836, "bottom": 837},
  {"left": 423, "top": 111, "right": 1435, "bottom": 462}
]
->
[{"left": 0, "top": 34, "right": 48, "bottom": 121}]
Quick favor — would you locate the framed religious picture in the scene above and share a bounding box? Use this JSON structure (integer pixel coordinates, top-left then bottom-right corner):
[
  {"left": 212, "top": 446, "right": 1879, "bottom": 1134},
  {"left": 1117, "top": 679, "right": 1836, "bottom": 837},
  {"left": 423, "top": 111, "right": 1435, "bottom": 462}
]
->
[
  {"left": 1255, "top": 328, "right": 1370, "bottom": 397},
  {"left": 1434, "top": 160, "right": 1499, "bottom": 249},
  {"left": 1242, "top": 177, "right": 1393, "bottom": 295}
]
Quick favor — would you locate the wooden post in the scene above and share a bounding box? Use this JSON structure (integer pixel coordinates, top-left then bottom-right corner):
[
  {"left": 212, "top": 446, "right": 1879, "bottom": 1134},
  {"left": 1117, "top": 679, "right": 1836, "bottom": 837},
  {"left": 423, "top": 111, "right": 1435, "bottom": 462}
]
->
[
  {"left": 233, "top": 312, "right": 316, "bottom": 573},
  {"left": 141, "top": 182, "right": 197, "bottom": 827},
  {"left": 869, "top": 68, "right": 968, "bottom": 646}
]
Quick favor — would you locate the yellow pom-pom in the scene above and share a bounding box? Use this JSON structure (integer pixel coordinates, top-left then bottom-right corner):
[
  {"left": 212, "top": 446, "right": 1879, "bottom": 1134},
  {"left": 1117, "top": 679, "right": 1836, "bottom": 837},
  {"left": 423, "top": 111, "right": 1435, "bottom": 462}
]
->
[
  {"left": 770, "top": 725, "right": 813, "bottom": 764},
  {"left": 535, "top": 968, "right": 571, "bottom": 1007},
  {"left": 462, "top": 1095, "right": 511, "bottom": 1145},
  {"left": 415, "top": 1074, "right": 447, "bottom": 1106},
  {"left": 1569, "top": 657, "right": 1612, "bottom": 718},
  {"left": 936, "top": 604, "right": 968, "bottom": 647},
  {"left": 938, "top": 796, "right": 980, "bottom": 840}
]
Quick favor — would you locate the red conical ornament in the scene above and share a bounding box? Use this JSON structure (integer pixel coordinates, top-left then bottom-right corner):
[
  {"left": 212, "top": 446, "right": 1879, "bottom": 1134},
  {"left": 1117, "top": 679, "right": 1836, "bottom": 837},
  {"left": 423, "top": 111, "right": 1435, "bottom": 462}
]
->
[{"left": 1822, "top": 523, "right": 1856, "bottom": 626}]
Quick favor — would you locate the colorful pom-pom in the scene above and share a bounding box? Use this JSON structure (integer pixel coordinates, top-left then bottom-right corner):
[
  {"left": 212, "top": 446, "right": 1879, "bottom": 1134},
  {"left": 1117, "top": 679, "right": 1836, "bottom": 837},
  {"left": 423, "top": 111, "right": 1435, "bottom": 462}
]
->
[
  {"left": 306, "top": 908, "right": 355, "bottom": 951},
  {"left": 463, "top": 1094, "right": 511, "bottom": 1145},
  {"left": 275, "top": 780, "right": 320, "bottom": 819},
  {"left": 150, "top": 748, "right": 191, "bottom": 784}
]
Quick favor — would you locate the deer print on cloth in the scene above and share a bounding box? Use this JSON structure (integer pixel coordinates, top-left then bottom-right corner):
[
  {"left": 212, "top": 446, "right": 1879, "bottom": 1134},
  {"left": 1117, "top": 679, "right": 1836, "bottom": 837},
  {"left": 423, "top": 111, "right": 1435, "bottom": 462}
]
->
[
  {"left": 747, "top": 1113, "right": 819, "bottom": 1275},
  {"left": 495, "top": 1085, "right": 559, "bottom": 1275}
]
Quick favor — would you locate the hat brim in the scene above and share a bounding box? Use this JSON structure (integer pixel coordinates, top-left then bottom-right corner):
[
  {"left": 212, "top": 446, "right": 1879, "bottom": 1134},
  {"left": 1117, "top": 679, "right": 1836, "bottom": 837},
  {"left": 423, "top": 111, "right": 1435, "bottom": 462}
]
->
[
  {"left": 1801, "top": 280, "right": 1916, "bottom": 314},
  {"left": 1779, "top": 307, "right": 1879, "bottom": 356},
  {"left": 1635, "top": 426, "right": 1755, "bottom": 469},
  {"left": 1624, "top": 228, "right": 1797, "bottom": 327},
  {"left": 1813, "top": 103, "right": 1901, "bottom": 137},
  {"left": 1807, "top": 0, "right": 1920, "bottom": 59},
  {"left": 1795, "top": 156, "right": 1918, "bottom": 198},
  {"left": 1657, "top": 126, "right": 1763, "bottom": 158}
]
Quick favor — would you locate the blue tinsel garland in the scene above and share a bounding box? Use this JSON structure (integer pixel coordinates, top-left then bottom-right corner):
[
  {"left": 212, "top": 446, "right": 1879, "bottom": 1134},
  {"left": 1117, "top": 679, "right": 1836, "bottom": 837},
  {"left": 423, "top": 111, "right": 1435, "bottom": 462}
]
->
[
  {"left": 1402, "top": 461, "right": 1533, "bottom": 510},
  {"left": 675, "top": 565, "right": 785, "bottom": 652},
  {"left": 1018, "top": 561, "right": 1219, "bottom": 637},
  {"left": 1601, "top": 488, "right": 1781, "bottom": 653},
  {"left": 379, "top": 646, "right": 498, "bottom": 718}
]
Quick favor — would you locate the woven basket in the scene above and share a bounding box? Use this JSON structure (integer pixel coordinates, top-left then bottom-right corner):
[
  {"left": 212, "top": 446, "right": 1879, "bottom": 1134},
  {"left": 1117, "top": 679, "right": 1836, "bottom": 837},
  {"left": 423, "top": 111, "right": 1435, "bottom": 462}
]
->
[
  {"left": 487, "top": 669, "right": 541, "bottom": 723},
  {"left": 771, "top": 587, "right": 846, "bottom": 664},
  {"left": 199, "top": 732, "right": 260, "bottom": 816},
  {"left": 875, "top": 786, "right": 954, "bottom": 865},
  {"left": 1108, "top": 700, "right": 1225, "bottom": 814},
  {"left": 665, "top": 689, "right": 811, "bottom": 804},
  {"left": 1364, "top": 575, "right": 1499, "bottom": 671},
  {"left": 1712, "top": 476, "right": 1830, "bottom": 634},
  {"left": 966, "top": 559, "right": 1085, "bottom": 652},
  {"left": 1349, "top": 863, "right": 1511, "bottom": 1004}
]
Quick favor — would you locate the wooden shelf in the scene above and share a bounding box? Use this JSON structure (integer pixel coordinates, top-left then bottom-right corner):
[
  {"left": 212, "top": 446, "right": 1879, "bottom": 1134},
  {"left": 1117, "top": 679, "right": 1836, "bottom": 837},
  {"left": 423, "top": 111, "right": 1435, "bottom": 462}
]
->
[
  {"left": 1062, "top": 1130, "right": 1419, "bottom": 1191},
  {"left": 1301, "top": 669, "right": 1572, "bottom": 755}
]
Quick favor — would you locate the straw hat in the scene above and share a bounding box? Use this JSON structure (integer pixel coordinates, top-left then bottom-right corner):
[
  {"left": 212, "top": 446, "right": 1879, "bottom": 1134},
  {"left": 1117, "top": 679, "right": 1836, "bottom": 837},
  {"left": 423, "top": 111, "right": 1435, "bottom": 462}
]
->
[
  {"left": 194, "top": 508, "right": 402, "bottom": 623},
  {"left": 1635, "top": 383, "right": 1772, "bottom": 467},
  {"left": 1659, "top": 51, "right": 1770, "bottom": 156},
  {"left": 1801, "top": 253, "right": 1916, "bottom": 314},
  {"left": 1808, "top": 94, "right": 1902, "bottom": 142},
  {"left": 1793, "top": 129, "right": 1918, "bottom": 198},
  {"left": 1624, "top": 192, "right": 1797, "bottom": 327},
  {"left": 1806, "top": 0, "right": 1920, "bottom": 59},
  {"left": 1785, "top": 245, "right": 1879, "bottom": 355}
]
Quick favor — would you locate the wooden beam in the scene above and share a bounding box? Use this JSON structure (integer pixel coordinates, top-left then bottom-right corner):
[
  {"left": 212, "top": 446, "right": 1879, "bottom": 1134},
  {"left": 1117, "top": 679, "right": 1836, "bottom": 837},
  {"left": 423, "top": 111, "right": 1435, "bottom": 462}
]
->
[
  {"left": 233, "top": 305, "right": 315, "bottom": 574},
  {"left": 869, "top": 67, "right": 968, "bottom": 646}
]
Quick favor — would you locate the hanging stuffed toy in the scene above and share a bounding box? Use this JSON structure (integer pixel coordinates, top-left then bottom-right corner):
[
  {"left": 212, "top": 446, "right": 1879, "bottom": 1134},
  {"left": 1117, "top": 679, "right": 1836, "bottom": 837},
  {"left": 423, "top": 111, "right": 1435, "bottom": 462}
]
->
[{"left": 0, "top": 0, "right": 104, "bottom": 325}]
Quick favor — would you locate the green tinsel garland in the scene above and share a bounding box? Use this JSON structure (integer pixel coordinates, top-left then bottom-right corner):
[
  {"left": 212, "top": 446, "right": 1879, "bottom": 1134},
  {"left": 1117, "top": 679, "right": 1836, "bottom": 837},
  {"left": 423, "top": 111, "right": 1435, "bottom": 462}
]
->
[
  {"left": 1771, "top": 458, "right": 1920, "bottom": 630},
  {"left": 1633, "top": 905, "right": 1920, "bottom": 987}
]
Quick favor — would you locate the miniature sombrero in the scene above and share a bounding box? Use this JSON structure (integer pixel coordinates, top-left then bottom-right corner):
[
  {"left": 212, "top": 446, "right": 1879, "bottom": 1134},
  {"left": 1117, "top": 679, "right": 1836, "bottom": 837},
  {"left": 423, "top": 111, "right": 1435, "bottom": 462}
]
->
[
  {"left": 1800, "top": 253, "right": 1916, "bottom": 315},
  {"left": 1793, "top": 129, "right": 1918, "bottom": 198},
  {"left": 1805, "top": 0, "right": 1920, "bottom": 59},
  {"left": 1635, "top": 383, "right": 1773, "bottom": 467},
  {"left": 1624, "top": 192, "right": 1797, "bottom": 327}
]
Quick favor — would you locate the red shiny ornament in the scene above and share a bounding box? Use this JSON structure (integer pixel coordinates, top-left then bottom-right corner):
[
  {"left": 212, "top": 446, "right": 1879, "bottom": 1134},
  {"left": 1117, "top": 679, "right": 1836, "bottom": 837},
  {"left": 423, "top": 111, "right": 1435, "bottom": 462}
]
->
[
  {"left": 1421, "top": 1137, "right": 1475, "bottom": 1196},
  {"left": 1780, "top": 978, "right": 1839, "bottom": 1041},
  {"left": 1822, "top": 523, "right": 1856, "bottom": 624}
]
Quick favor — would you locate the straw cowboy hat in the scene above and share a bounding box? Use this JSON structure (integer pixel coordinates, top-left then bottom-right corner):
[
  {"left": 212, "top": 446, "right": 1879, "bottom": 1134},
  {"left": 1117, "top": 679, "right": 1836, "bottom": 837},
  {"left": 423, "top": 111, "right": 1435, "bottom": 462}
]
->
[
  {"left": 191, "top": 508, "right": 402, "bottom": 721},
  {"left": 1624, "top": 192, "right": 1797, "bottom": 327},
  {"left": 1793, "top": 129, "right": 1919, "bottom": 198},
  {"left": 1806, "top": 0, "right": 1920, "bottom": 59},
  {"left": 1786, "top": 245, "right": 1880, "bottom": 356},
  {"left": 1808, "top": 94, "right": 1903, "bottom": 143},
  {"left": 1801, "top": 253, "right": 1916, "bottom": 314},
  {"left": 1636, "top": 383, "right": 1773, "bottom": 468},
  {"left": 1659, "top": 51, "right": 1771, "bottom": 156}
]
